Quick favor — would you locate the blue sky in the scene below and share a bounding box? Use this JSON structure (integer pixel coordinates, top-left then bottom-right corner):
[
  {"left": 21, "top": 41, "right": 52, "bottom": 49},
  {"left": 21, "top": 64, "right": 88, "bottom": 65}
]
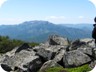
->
[{"left": 0, "top": 0, "right": 96, "bottom": 24}]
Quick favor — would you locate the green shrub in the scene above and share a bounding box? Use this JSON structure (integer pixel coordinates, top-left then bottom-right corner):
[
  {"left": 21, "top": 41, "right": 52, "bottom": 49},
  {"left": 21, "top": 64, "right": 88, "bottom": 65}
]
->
[
  {"left": 44, "top": 64, "right": 91, "bottom": 72},
  {"left": 0, "top": 36, "right": 39, "bottom": 54},
  {"left": 0, "top": 36, "right": 24, "bottom": 53}
]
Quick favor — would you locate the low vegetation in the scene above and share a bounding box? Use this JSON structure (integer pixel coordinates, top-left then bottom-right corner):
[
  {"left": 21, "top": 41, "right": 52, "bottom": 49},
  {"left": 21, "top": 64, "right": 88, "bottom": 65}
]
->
[
  {"left": 44, "top": 64, "right": 91, "bottom": 72},
  {"left": 0, "top": 36, "right": 39, "bottom": 53}
]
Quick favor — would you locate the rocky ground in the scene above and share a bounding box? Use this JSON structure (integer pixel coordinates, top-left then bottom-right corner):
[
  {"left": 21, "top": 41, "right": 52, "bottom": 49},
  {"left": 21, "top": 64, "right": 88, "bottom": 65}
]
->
[{"left": 0, "top": 35, "right": 96, "bottom": 72}]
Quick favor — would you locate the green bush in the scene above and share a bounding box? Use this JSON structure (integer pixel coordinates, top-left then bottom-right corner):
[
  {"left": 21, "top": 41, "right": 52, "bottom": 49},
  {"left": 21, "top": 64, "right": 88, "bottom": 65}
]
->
[
  {"left": 44, "top": 64, "right": 91, "bottom": 72},
  {"left": 0, "top": 36, "right": 39, "bottom": 54},
  {"left": 0, "top": 36, "right": 24, "bottom": 53}
]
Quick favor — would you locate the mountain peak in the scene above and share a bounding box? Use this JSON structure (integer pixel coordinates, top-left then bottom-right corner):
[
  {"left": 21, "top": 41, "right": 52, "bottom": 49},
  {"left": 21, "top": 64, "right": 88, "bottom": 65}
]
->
[{"left": 21, "top": 20, "right": 54, "bottom": 25}]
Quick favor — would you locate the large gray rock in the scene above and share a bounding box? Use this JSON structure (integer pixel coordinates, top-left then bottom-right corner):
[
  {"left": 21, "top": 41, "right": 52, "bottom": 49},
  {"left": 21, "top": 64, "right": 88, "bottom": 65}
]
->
[
  {"left": 0, "top": 43, "right": 31, "bottom": 65},
  {"left": 45, "top": 35, "right": 69, "bottom": 46},
  {"left": 1, "top": 50, "right": 43, "bottom": 72},
  {"left": 80, "top": 38, "right": 95, "bottom": 48},
  {"left": 69, "top": 39, "right": 86, "bottom": 51},
  {"left": 36, "top": 48, "right": 54, "bottom": 61},
  {"left": 77, "top": 47, "right": 94, "bottom": 56},
  {"left": 6, "top": 43, "right": 31, "bottom": 57},
  {"left": 53, "top": 47, "right": 66, "bottom": 62},
  {"left": 63, "top": 50, "right": 91, "bottom": 68},
  {"left": 0, "top": 54, "right": 7, "bottom": 63},
  {"left": 35, "top": 45, "right": 67, "bottom": 61},
  {"left": 69, "top": 38, "right": 95, "bottom": 51},
  {"left": 39, "top": 60, "right": 61, "bottom": 72},
  {"left": 0, "top": 47, "right": 19, "bottom": 64},
  {"left": 27, "top": 58, "right": 43, "bottom": 72}
]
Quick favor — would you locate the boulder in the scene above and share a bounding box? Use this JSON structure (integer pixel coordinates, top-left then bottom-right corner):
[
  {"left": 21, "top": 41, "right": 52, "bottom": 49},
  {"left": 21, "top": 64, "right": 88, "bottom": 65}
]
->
[
  {"left": 52, "top": 48, "right": 66, "bottom": 67},
  {"left": 1, "top": 50, "right": 43, "bottom": 72},
  {"left": 45, "top": 35, "right": 69, "bottom": 46},
  {"left": 63, "top": 50, "right": 91, "bottom": 68},
  {"left": 80, "top": 38, "right": 95, "bottom": 48},
  {"left": 36, "top": 48, "right": 55, "bottom": 61},
  {"left": 69, "top": 39, "right": 86, "bottom": 51},
  {"left": 45, "top": 45, "right": 67, "bottom": 53},
  {"left": 0, "top": 43, "right": 32, "bottom": 65},
  {"left": 77, "top": 47, "right": 94, "bottom": 57},
  {"left": 35, "top": 45, "right": 67, "bottom": 61},
  {"left": 53, "top": 48, "right": 66, "bottom": 65},
  {"left": 69, "top": 39, "right": 95, "bottom": 51},
  {"left": 0, "top": 54, "right": 8, "bottom": 63},
  {"left": 39, "top": 60, "right": 61, "bottom": 72},
  {"left": 27, "top": 58, "right": 43, "bottom": 72},
  {"left": 5, "top": 43, "right": 31, "bottom": 57}
]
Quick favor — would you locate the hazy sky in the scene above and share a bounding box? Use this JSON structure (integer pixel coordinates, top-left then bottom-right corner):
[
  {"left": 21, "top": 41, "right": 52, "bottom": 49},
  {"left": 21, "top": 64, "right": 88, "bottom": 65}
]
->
[{"left": 0, "top": 0, "right": 96, "bottom": 25}]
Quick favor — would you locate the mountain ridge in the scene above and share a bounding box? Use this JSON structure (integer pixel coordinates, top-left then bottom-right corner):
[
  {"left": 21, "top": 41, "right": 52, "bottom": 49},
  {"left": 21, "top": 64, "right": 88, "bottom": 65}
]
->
[{"left": 0, "top": 20, "right": 92, "bottom": 42}]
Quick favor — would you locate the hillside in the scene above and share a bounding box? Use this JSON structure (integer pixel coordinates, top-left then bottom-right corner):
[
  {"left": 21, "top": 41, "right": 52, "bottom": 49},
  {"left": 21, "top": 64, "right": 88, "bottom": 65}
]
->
[{"left": 0, "top": 21, "right": 92, "bottom": 42}]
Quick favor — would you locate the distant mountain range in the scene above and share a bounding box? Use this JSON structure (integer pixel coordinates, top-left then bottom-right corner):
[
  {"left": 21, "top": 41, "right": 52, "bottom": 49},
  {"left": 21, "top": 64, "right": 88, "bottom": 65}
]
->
[
  {"left": 0, "top": 21, "right": 93, "bottom": 42},
  {"left": 59, "top": 24, "right": 93, "bottom": 31}
]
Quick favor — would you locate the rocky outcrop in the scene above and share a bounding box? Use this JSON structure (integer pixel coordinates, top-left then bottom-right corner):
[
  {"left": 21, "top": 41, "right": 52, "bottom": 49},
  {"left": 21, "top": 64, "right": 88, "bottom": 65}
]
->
[
  {"left": 80, "top": 38, "right": 95, "bottom": 48},
  {"left": 0, "top": 44, "right": 43, "bottom": 72},
  {"left": 36, "top": 48, "right": 54, "bottom": 61},
  {"left": 0, "top": 35, "right": 96, "bottom": 72},
  {"left": 2, "top": 50, "right": 43, "bottom": 72},
  {"left": 44, "top": 35, "right": 69, "bottom": 46},
  {"left": 77, "top": 47, "right": 93, "bottom": 56},
  {"left": 69, "top": 39, "right": 95, "bottom": 51},
  {"left": 35, "top": 45, "right": 67, "bottom": 61},
  {"left": 53, "top": 47, "right": 66, "bottom": 62},
  {"left": 63, "top": 50, "right": 91, "bottom": 67},
  {"left": 69, "top": 39, "right": 86, "bottom": 51}
]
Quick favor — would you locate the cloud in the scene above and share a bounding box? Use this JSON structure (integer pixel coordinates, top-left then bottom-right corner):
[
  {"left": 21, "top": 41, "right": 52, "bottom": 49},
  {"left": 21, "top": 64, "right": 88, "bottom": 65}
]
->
[
  {"left": 44, "top": 16, "right": 67, "bottom": 24},
  {"left": 89, "top": 0, "right": 96, "bottom": 8},
  {"left": 0, "top": 0, "right": 7, "bottom": 8},
  {"left": 46, "top": 16, "right": 65, "bottom": 20},
  {"left": 78, "top": 16, "right": 84, "bottom": 19}
]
